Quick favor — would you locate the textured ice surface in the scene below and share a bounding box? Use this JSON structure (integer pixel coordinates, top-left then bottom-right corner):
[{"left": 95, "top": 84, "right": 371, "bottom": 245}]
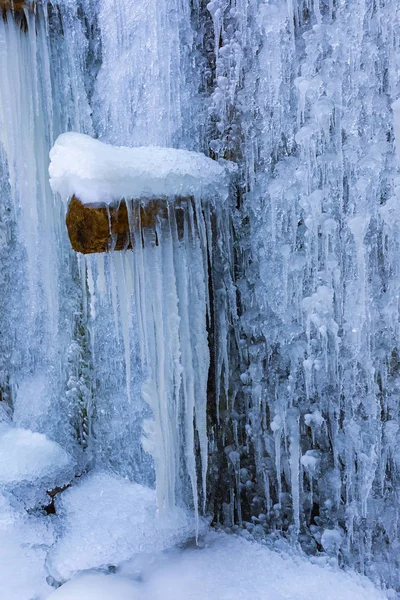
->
[
  {"left": 0, "top": 423, "right": 74, "bottom": 508},
  {"left": 48, "top": 532, "right": 385, "bottom": 600},
  {"left": 0, "top": 493, "right": 54, "bottom": 600},
  {"left": 48, "top": 471, "right": 201, "bottom": 581},
  {"left": 49, "top": 132, "right": 229, "bottom": 205}
]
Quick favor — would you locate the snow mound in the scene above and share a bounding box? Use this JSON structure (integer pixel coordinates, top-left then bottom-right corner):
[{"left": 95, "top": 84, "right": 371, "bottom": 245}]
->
[
  {"left": 48, "top": 471, "right": 201, "bottom": 581},
  {"left": 134, "top": 532, "right": 386, "bottom": 600},
  {"left": 48, "top": 572, "right": 140, "bottom": 600},
  {"left": 0, "top": 423, "right": 74, "bottom": 507},
  {"left": 47, "top": 531, "right": 386, "bottom": 600},
  {"left": 0, "top": 492, "right": 55, "bottom": 600},
  {"left": 49, "top": 132, "right": 230, "bottom": 205}
]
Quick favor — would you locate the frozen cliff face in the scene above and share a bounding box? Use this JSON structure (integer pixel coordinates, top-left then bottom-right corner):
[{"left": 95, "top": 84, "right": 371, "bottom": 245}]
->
[
  {"left": 0, "top": 0, "right": 400, "bottom": 593},
  {"left": 205, "top": 0, "right": 400, "bottom": 589}
]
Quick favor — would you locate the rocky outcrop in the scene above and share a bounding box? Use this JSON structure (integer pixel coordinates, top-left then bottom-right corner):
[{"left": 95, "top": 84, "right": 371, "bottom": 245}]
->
[
  {"left": 0, "top": 1, "right": 31, "bottom": 10},
  {"left": 66, "top": 195, "right": 187, "bottom": 254}
]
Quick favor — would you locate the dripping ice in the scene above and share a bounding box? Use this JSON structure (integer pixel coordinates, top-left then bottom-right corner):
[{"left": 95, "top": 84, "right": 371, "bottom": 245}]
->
[
  {"left": 0, "top": 0, "right": 399, "bottom": 597},
  {"left": 50, "top": 131, "right": 232, "bottom": 518}
]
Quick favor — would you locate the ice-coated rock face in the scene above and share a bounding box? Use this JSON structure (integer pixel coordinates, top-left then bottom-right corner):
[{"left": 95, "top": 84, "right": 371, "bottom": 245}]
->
[
  {"left": 0, "top": 0, "right": 28, "bottom": 11},
  {"left": 1, "top": 0, "right": 400, "bottom": 594}
]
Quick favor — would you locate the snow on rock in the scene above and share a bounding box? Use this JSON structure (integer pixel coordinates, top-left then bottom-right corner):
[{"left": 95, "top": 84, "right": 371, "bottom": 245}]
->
[
  {"left": 47, "top": 572, "right": 140, "bottom": 600},
  {"left": 48, "top": 471, "right": 201, "bottom": 582},
  {"left": 49, "top": 132, "right": 230, "bottom": 206},
  {"left": 321, "top": 528, "right": 344, "bottom": 555},
  {"left": 0, "top": 423, "right": 74, "bottom": 508},
  {"left": 47, "top": 532, "right": 386, "bottom": 600}
]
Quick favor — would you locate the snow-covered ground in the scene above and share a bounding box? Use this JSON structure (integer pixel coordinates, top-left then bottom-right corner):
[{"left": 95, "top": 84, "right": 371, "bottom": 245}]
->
[
  {"left": 0, "top": 469, "right": 388, "bottom": 600},
  {"left": 48, "top": 531, "right": 388, "bottom": 600},
  {"left": 47, "top": 472, "right": 203, "bottom": 581}
]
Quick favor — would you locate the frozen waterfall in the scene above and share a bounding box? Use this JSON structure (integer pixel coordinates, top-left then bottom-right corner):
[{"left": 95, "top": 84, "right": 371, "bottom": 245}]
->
[{"left": 0, "top": 0, "right": 399, "bottom": 596}]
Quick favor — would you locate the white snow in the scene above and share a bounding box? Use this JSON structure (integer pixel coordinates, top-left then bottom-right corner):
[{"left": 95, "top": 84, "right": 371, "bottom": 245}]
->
[
  {"left": 48, "top": 532, "right": 386, "bottom": 600},
  {"left": 48, "top": 572, "right": 140, "bottom": 600},
  {"left": 0, "top": 423, "right": 74, "bottom": 508},
  {"left": 0, "top": 493, "right": 55, "bottom": 600},
  {"left": 47, "top": 471, "right": 202, "bottom": 582},
  {"left": 49, "top": 132, "right": 229, "bottom": 205}
]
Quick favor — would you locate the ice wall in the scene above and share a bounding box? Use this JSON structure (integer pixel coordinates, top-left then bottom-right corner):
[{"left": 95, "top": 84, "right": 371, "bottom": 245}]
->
[
  {"left": 205, "top": 0, "right": 400, "bottom": 589},
  {"left": 1, "top": 0, "right": 400, "bottom": 592},
  {"left": 0, "top": 2, "right": 92, "bottom": 453}
]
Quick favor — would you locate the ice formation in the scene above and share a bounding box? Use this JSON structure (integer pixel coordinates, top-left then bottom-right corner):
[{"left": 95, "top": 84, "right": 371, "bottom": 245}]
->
[
  {"left": 49, "top": 132, "right": 230, "bottom": 205},
  {"left": 0, "top": 0, "right": 399, "bottom": 596}
]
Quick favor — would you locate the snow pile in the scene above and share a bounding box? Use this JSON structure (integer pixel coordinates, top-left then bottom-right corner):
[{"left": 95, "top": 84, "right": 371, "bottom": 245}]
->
[
  {"left": 48, "top": 532, "right": 386, "bottom": 600},
  {"left": 49, "top": 132, "right": 230, "bottom": 205},
  {"left": 139, "top": 532, "right": 386, "bottom": 600},
  {"left": 48, "top": 472, "right": 202, "bottom": 581},
  {"left": 0, "top": 493, "right": 55, "bottom": 600},
  {"left": 0, "top": 423, "right": 74, "bottom": 508},
  {"left": 48, "top": 572, "right": 140, "bottom": 600}
]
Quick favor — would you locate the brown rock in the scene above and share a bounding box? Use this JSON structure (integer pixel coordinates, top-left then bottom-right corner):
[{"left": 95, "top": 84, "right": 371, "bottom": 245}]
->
[
  {"left": 66, "top": 195, "right": 187, "bottom": 254},
  {"left": 0, "top": 0, "right": 32, "bottom": 10}
]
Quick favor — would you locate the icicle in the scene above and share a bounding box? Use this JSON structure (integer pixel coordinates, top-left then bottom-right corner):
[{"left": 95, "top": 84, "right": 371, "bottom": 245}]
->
[
  {"left": 113, "top": 252, "right": 132, "bottom": 401},
  {"left": 288, "top": 409, "right": 300, "bottom": 533},
  {"left": 96, "top": 254, "right": 107, "bottom": 301}
]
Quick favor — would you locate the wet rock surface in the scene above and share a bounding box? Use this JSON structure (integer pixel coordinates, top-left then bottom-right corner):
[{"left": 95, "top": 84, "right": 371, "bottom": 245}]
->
[{"left": 65, "top": 195, "right": 189, "bottom": 254}]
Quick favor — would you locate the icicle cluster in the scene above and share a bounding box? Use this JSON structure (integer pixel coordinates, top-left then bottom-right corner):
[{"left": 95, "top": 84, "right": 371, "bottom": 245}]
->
[
  {"left": 2, "top": 0, "right": 400, "bottom": 591},
  {"left": 206, "top": 0, "right": 400, "bottom": 589}
]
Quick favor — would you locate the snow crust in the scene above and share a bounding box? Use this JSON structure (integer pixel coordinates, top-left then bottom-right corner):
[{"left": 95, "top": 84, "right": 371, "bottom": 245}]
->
[
  {"left": 48, "top": 532, "right": 386, "bottom": 600},
  {"left": 48, "top": 471, "right": 201, "bottom": 582},
  {"left": 49, "top": 132, "right": 229, "bottom": 205}
]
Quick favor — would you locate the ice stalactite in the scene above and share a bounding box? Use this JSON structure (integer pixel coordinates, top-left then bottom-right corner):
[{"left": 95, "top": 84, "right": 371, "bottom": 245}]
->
[
  {"left": 78, "top": 199, "right": 213, "bottom": 521},
  {"left": 0, "top": 2, "right": 92, "bottom": 453},
  {"left": 206, "top": 0, "right": 400, "bottom": 589},
  {"left": 3, "top": 0, "right": 400, "bottom": 591}
]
